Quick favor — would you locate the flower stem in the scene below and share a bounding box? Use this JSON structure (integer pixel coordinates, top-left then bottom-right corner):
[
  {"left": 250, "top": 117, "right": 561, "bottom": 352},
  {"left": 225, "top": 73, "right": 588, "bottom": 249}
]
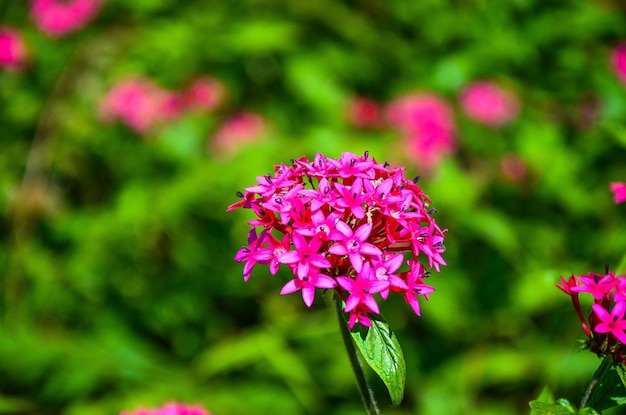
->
[
  {"left": 335, "top": 295, "right": 380, "bottom": 415},
  {"left": 580, "top": 356, "right": 613, "bottom": 409}
]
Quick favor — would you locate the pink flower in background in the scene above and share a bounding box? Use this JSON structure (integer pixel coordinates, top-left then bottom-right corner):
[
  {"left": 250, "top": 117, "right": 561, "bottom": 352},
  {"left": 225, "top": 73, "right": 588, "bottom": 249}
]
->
[
  {"left": 0, "top": 27, "right": 28, "bottom": 71},
  {"left": 347, "top": 97, "right": 382, "bottom": 128},
  {"left": 460, "top": 81, "right": 520, "bottom": 126},
  {"left": 30, "top": 0, "right": 103, "bottom": 37},
  {"left": 99, "top": 77, "right": 182, "bottom": 133},
  {"left": 610, "top": 182, "right": 626, "bottom": 204},
  {"left": 612, "top": 43, "right": 626, "bottom": 85},
  {"left": 210, "top": 112, "right": 267, "bottom": 156},
  {"left": 182, "top": 77, "right": 225, "bottom": 112},
  {"left": 121, "top": 402, "right": 211, "bottom": 415},
  {"left": 386, "top": 93, "right": 456, "bottom": 172}
]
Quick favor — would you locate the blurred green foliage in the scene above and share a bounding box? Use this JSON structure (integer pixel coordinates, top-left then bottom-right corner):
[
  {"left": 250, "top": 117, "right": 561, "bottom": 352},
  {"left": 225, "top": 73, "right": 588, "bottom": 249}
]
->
[{"left": 2, "top": 0, "right": 626, "bottom": 414}]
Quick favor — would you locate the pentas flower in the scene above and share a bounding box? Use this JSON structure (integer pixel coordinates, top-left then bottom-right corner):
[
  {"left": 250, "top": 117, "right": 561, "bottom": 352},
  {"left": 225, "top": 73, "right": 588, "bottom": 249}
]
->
[
  {"left": 228, "top": 151, "right": 447, "bottom": 328},
  {"left": 120, "top": 402, "right": 211, "bottom": 415},
  {"left": 557, "top": 270, "right": 626, "bottom": 364}
]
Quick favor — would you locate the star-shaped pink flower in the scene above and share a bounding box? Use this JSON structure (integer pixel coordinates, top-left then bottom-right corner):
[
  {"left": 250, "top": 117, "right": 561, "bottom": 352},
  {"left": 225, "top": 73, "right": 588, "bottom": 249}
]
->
[{"left": 592, "top": 302, "right": 626, "bottom": 344}]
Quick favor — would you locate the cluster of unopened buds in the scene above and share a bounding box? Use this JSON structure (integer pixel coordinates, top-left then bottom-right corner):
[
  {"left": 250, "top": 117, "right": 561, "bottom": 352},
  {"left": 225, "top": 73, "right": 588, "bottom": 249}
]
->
[
  {"left": 228, "top": 151, "right": 447, "bottom": 328},
  {"left": 557, "top": 269, "right": 626, "bottom": 364}
]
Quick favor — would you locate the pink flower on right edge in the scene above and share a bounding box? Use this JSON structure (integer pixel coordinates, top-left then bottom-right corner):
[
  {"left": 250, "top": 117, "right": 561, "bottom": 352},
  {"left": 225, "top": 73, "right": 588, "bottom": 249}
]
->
[
  {"left": 30, "top": 0, "right": 103, "bottom": 37},
  {"left": 611, "top": 43, "right": 626, "bottom": 86},
  {"left": 610, "top": 182, "right": 626, "bottom": 204},
  {"left": 386, "top": 93, "right": 456, "bottom": 173},
  {"left": 0, "top": 27, "right": 28, "bottom": 71},
  {"left": 557, "top": 270, "right": 626, "bottom": 365},
  {"left": 460, "top": 81, "right": 520, "bottom": 127},
  {"left": 121, "top": 402, "right": 211, "bottom": 415}
]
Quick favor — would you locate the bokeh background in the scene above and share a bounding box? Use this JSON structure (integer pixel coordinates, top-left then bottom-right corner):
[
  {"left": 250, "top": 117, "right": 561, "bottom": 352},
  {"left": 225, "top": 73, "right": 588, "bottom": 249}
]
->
[{"left": 3, "top": 1, "right": 626, "bottom": 414}]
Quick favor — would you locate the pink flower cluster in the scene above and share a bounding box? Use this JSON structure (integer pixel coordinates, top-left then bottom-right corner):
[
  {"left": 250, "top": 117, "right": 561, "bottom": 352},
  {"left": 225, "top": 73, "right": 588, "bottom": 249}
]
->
[
  {"left": 228, "top": 151, "right": 446, "bottom": 328},
  {"left": 557, "top": 270, "right": 626, "bottom": 364},
  {"left": 0, "top": 27, "right": 28, "bottom": 71},
  {"left": 30, "top": 0, "right": 103, "bottom": 37},
  {"left": 121, "top": 402, "right": 210, "bottom": 415},
  {"left": 99, "top": 76, "right": 224, "bottom": 133},
  {"left": 610, "top": 182, "right": 626, "bottom": 204}
]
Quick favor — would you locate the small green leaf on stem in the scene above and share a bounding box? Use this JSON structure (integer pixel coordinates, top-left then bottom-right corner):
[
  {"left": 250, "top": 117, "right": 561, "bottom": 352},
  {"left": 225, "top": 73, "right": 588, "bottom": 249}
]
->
[
  {"left": 529, "top": 401, "right": 575, "bottom": 414},
  {"left": 350, "top": 314, "right": 406, "bottom": 406}
]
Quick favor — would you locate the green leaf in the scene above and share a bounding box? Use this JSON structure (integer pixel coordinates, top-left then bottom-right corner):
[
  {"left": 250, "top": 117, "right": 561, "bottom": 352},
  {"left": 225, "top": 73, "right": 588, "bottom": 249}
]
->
[
  {"left": 350, "top": 314, "right": 406, "bottom": 406},
  {"left": 530, "top": 386, "right": 556, "bottom": 415},
  {"left": 528, "top": 401, "right": 576, "bottom": 414},
  {"left": 586, "top": 363, "right": 626, "bottom": 412}
]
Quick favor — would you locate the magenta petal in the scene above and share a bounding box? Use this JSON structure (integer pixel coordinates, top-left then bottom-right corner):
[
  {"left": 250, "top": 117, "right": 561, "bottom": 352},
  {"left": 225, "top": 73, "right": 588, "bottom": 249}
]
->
[
  {"left": 386, "top": 254, "right": 404, "bottom": 272},
  {"left": 614, "top": 301, "right": 626, "bottom": 319},
  {"left": 315, "top": 275, "right": 337, "bottom": 289},
  {"left": 336, "top": 276, "right": 355, "bottom": 291},
  {"left": 592, "top": 303, "right": 611, "bottom": 321},
  {"left": 278, "top": 251, "right": 300, "bottom": 264},
  {"left": 360, "top": 243, "right": 382, "bottom": 257},
  {"left": 406, "top": 295, "right": 422, "bottom": 315},
  {"left": 354, "top": 223, "right": 372, "bottom": 241},
  {"left": 349, "top": 253, "right": 364, "bottom": 273},
  {"left": 302, "top": 286, "right": 315, "bottom": 307},
  {"left": 345, "top": 296, "right": 360, "bottom": 312},
  {"left": 333, "top": 221, "right": 353, "bottom": 238},
  {"left": 311, "top": 256, "right": 332, "bottom": 268},
  {"left": 280, "top": 279, "right": 300, "bottom": 295},
  {"left": 363, "top": 296, "right": 380, "bottom": 314},
  {"left": 328, "top": 243, "right": 349, "bottom": 256},
  {"left": 368, "top": 280, "right": 391, "bottom": 293},
  {"left": 614, "top": 329, "right": 626, "bottom": 344}
]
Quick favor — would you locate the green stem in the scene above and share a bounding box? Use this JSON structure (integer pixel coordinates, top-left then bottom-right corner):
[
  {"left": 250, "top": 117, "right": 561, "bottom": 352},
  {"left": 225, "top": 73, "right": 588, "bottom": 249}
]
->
[
  {"left": 580, "top": 356, "right": 613, "bottom": 409},
  {"left": 335, "top": 296, "right": 380, "bottom": 415}
]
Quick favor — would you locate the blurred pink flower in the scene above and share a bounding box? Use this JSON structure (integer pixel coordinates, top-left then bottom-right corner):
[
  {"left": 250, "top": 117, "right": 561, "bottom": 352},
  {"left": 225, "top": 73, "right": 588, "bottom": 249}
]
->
[
  {"left": 99, "top": 77, "right": 183, "bottom": 133},
  {"left": 30, "top": 0, "right": 103, "bottom": 37},
  {"left": 0, "top": 27, "right": 28, "bottom": 71},
  {"left": 460, "top": 81, "right": 520, "bottom": 126},
  {"left": 346, "top": 97, "right": 382, "bottom": 128},
  {"left": 610, "top": 182, "right": 626, "bottom": 204},
  {"left": 612, "top": 43, "right": 626, "bottom": 85},
  {"left": 210, "top": 111, "right": 267, "bottom": 156},
  {"left": 386, "top": 93, "right": 456, "bottom": 172},
  {"left": 182, "top": 77, "right": 225, "bottom": 112},
  {"left": 121, "top": 402, "right": 210, "bottom": 415}
]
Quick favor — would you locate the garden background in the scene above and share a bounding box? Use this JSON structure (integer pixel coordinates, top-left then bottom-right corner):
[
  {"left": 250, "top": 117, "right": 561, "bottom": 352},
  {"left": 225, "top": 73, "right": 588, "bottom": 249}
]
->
[{"left": 2, "top": 0, "right": 626, "bottom": 414}]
